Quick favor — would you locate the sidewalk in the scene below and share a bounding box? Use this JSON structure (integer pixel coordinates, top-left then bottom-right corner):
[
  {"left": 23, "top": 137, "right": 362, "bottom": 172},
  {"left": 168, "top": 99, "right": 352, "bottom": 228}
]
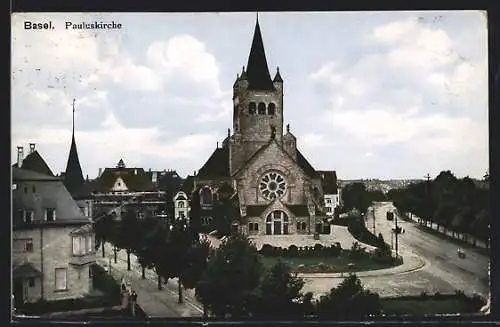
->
[
  {"left": 407, "top": 214, "right": 488, "bottom": 249},
  {"left": 97, "top": 243, "right": 203, "bottom": 318}
]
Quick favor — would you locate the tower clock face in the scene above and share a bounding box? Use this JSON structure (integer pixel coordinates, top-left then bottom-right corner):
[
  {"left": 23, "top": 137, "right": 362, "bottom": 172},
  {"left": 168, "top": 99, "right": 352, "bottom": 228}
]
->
[{"left": 259, "top": 171, "right": 287, "bottom": 200}]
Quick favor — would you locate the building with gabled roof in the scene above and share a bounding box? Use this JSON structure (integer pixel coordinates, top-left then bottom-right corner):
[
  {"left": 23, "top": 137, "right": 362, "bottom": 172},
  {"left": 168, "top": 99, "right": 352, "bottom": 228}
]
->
[
  {"left": 90, "top": 159, "right": 167, "bottom": 220},
  {"left": 190, "top": 17, "right": 338, "bottom": 236},
  {"left": 12, "top": 165, "right": 95, "bottom": 308}
]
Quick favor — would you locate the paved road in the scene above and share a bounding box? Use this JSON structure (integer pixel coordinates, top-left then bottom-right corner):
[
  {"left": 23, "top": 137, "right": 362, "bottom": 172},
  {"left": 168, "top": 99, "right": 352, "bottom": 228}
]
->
[
  {"left": 99, "top": 243, "right": 203, "bottom": 317},
  {"left": 302, "top": 202, "right": 489, "bottom": 300}
]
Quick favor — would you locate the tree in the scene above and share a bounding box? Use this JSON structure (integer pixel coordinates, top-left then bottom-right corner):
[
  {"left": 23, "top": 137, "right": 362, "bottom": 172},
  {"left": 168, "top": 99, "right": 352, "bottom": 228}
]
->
[
  {"left": 114, "top": 209, "right": 140, "bottom": 271},
  {"left": 93, "top": 212, "right": 116, "bottom": 258},
  {"left": 256, "top": 260, "right": 305, "bottom": 318},
  {"left": 341, "top": 183, "right": 371, "bottom": 214},
  {"left": 134, "top": 214, "right": 161, "bottom": 279},
  {"left": 316, "top": 274, "right": 381, "bottom": 319},
  {"left": 196, "top": 234, "right": 264, "bottom": 318}
]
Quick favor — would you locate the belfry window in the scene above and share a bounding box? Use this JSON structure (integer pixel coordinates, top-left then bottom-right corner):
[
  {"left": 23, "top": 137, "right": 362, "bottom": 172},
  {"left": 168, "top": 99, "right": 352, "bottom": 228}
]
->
[
  {"left": 268, "top": 103, "right": 276, "bottom": 115},
  {"left": 258, "top": 102, "right": 266, "bottom": 115},
  {"left": 249, "top": 102, "right": 256, "bottom": 115}
]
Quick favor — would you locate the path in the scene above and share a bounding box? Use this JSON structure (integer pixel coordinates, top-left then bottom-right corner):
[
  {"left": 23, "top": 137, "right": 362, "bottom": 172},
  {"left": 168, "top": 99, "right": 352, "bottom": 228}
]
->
[{"left": 97, "top": 243, "right": 203, "bottom": 318}]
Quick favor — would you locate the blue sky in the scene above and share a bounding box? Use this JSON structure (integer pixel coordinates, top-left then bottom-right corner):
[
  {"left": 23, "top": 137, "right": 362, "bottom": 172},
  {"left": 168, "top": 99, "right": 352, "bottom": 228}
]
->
[{"left": 11, "top": 11, "right": 488, "bottom": 180}]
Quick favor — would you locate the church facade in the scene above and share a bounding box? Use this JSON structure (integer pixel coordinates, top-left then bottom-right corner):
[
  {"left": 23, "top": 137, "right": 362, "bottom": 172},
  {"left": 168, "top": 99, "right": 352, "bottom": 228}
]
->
[{"left": 192, "top": 18, "right": 338, "bottom": 236}]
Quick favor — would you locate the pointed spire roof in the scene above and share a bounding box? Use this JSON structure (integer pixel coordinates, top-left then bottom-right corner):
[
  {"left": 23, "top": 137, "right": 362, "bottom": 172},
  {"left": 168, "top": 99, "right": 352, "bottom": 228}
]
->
[
  {"left": 64, "top": 99, "right": 85, "bottom": 195},
  {"left": 246, "top": 15, "right": 275, "bottom": 91},
  {"left": 273, "top": 67, "right": 283, "bottom": 83}
]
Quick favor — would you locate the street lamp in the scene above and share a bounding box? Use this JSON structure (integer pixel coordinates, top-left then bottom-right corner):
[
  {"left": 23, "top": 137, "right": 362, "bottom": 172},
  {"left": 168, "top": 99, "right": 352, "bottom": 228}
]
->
[{"left": 392, "top": 213, "right": 402, "bottom": 258}]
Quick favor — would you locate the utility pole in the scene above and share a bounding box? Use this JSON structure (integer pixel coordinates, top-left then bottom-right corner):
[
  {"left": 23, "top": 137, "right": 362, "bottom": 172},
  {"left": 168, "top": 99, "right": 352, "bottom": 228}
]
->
[
  {"left": 394, "top": 212, "right": 399, "bottom": 258},
  {"left": 372, "top": 208, "right": 376, "bottom": 234},
  {"left": 424, "top": 173, "right": 431, "bottom": 227}
]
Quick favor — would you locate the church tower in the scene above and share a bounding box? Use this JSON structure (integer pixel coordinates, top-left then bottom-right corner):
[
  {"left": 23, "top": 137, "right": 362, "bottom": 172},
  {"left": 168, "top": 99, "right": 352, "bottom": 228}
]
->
[
  {"left": 230, "top": 16, "right": 284, "bottom": 174},
  {"left": 64, "top": 99, "right": 85, "bottom": 195}
]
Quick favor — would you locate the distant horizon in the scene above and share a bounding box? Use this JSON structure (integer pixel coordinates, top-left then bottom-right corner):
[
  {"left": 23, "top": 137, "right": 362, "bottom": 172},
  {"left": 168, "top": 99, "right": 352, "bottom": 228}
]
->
[{"left": 12, "top": 12, "right": 488, "bottom": 180}]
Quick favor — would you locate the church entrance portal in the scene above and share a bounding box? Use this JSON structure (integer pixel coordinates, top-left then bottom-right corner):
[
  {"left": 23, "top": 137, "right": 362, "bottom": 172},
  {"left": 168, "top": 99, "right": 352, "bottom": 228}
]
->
[{"left": 265, "top": 211, "right": 289, "bottom": 235}]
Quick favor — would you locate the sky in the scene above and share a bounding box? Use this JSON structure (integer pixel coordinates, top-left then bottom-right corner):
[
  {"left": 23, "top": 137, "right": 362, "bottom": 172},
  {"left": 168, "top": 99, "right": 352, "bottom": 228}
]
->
[{"left": 11, "top": 11, "right": 488, "bottom": 180}]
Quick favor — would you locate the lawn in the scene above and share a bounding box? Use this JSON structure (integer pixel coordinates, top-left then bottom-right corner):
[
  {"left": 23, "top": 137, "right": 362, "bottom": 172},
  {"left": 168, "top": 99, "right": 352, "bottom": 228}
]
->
[
  {"left": 260, "top": 253, "right": 399, "bottom": 273},
  {"left": 381, "top": 294, "right": 485, "bottom": 316}
]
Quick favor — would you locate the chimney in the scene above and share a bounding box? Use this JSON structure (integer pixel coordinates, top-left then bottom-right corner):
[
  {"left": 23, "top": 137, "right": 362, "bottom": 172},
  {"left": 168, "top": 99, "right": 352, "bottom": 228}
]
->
[
  {"left": 98, "top": 168, "right": 102, "bottom": 177},
  {"left": 29, "top": 143, "right": 36, "bottom": 154},
  {"left": 17, "top": 146, "right": 24, "bottom": 167}
]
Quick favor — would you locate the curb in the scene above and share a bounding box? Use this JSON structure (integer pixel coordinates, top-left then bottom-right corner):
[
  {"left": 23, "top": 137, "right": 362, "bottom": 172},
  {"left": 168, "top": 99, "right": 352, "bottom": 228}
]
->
[{"left": 297, "top": 253, "right": 426, "bottom": 279}]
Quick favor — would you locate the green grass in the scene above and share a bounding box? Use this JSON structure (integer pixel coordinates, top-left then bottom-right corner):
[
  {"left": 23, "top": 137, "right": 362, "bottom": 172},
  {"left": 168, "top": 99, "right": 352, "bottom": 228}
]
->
[
  {"left": 381, "top": 294, "right": 484, "bottom": 315},
  {"left": 260, "top": 254, "right": 397, "bottom": 273}
]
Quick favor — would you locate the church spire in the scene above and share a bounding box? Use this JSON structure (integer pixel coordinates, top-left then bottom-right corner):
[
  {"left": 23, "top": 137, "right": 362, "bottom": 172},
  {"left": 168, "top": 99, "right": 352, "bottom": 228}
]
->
[
  {"left": 64, "top": 98, "right": 85, "bottom": 196},
  {"left": 246, "top": 14, "right": 275, "bottom": 91}
]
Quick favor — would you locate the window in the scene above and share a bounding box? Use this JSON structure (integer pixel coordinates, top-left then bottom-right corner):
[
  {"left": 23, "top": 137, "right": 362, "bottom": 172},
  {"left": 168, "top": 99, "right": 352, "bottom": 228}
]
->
[
  {"left": 179, "top": 211, "right": 185, "bottom": 219},
  {"left": 258, "top": 102, "right": 266, "bottom": 115},
  {"left": 268, "top": 103, "right": 276, "bottom": 115},
  {"left": 301, "top": 222, "right": 307, "bottom": 231},
  {"left": 89, "top": 266, "right": 93, "bottom": 279},
  {"left": 249, "top": 223, "right": 254, "bottom": 231},
  {"left": 326, "top": 207, "right": 332, "bottom": 212},
  {"left": 73, "top": 236, "right": 82, "bottom": 255},
  {"left": 296, "top": 222, "right": 301, "bottom": 231},
  {"left": 249, "top": 102, "right": 256, "bottom": 115},
  {"left": 32, "top": 185, "right": 36, "bottom": 193},
  {"left": 26, "top": 239, "right": 33, "bottom": 252},
  {"left": 326, "top": 199, "right": 332, "bottom": 204},
  {"left": 45, "top": 208, "right": 56, "bottom": 222},
  {"left": 28, "top": 278, "right": 35, "bottom": 287},
  {"left": 24, "top": 210, "right": 34, "bottom": 223},
  {"left": 86, "top": 236, "right": 93, "bottom": 253},
  {"left": 55, "top": 268, "right": 68, "bottom": 291},
  {"left": 178, "top": 201, "right": 184, "bottom": 208},
  {"left": 200, "top": 188, "right": 213, "bottom": 205},
  {"left": 24, "top": 186, "right": 28, "bottom": 194},
  {"left": 12, "top": 184, "right": 17, "bottom": 190},
  {"left": 254, "top": 223, "right": 259, "bottom": 231}
]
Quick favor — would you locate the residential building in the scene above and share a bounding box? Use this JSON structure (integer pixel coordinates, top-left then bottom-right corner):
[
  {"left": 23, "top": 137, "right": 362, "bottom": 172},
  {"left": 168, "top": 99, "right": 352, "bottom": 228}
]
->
[
  {"left": 146, "top": 169, "right": 184, "bottom": 219},
  {"left": 12, "top": 165, "right": 95, "bottom": 308},
  {"left": 188, "top": 18, "right": 337, "bottom": 236},
  {"left": 173, "top": 191, "right": 189, "bottom": 222},
  {"left": 89, "top": 159, "right": 167, "bottom": 219},
  {"left": 318, "top": 171, "right": 341, "bottom": 217}
]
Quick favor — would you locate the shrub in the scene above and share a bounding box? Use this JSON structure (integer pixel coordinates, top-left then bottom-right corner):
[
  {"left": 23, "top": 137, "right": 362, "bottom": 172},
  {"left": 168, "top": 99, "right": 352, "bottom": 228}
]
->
[
  {"left": 288, "top": 245, "right": 298, "bottom": 257},
  {"left": 261, "top": 244, "right": 275, "bottom": 256}
]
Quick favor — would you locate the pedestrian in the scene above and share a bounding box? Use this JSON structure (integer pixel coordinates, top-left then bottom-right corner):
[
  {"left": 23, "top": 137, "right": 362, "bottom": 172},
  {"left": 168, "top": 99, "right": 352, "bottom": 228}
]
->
[{"left": 130, "top": 289, "right": 138, "bottom": 317}]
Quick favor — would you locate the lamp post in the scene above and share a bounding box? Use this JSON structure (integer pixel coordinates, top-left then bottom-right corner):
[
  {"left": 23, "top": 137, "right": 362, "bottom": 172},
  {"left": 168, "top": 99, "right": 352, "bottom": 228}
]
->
[{"left": 392, "top": 213, "right": 402, "bottom": 258}]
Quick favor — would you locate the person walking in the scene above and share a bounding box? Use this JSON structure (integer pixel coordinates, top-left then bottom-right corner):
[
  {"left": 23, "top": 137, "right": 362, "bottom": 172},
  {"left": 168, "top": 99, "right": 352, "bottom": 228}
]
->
[{"left": 130, "top": 289, "right": 138, "bottom": 317}]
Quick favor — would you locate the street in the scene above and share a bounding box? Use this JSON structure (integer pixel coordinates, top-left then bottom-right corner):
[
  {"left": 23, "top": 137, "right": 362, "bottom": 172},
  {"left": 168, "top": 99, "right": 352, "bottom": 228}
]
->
[{"left": 301, "top": 202, "right": 489, "bottom": 300}]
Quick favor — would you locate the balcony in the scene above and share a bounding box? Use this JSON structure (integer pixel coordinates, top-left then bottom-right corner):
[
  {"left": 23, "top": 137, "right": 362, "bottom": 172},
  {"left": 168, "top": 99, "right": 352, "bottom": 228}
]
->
[{"left": 69, "top": 252, "right": 96, "bottom": 266}]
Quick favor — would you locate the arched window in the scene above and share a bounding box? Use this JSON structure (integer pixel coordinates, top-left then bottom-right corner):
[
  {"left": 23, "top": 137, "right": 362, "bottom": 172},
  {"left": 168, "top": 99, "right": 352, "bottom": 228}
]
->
[
  {"left": 296, "top": 222, "right": 301, "bottom": 231},
  {"left": 249, "top": 102, "right": 256, "bottom": 115},
  {"left": 200, "top": 188, "right": 213, "bottom": 205},
  {"left": 254, "top": 223, "right": 259, "bottom": 231},
  {"left": 301, "top": 222, "right": 307, "bottom": 231},
  {"left": 283, "top": 214, "right": 289, "bottom": 234},
  {"left": 249, "top": 223, "right": 254, "bottom": 231},
  {"left": 266, "top": 211, "right": 288, "bottom": 235},
  {"left": 258, "top": 102, "right": 266, "bottom": 115},
  {"left": 268, "top": 103, "right": 276, "bottom": 115},
  {"left": 266, "top": 216, "right": 272, "bottom": 235},
  {"left": 178, "top": 201, "right": 184, "bottom": 208}
]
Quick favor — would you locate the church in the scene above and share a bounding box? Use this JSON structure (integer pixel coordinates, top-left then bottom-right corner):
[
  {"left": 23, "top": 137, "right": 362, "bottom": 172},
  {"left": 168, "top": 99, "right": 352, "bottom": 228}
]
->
[{"left": 192, "top": 17, "right": 340, "bottom": 236}]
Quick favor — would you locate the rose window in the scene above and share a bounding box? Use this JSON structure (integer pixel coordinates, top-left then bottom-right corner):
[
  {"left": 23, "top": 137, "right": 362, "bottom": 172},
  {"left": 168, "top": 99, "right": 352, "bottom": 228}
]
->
[{"left": 259, "top": 171, "right": 287, "bottom": 200}]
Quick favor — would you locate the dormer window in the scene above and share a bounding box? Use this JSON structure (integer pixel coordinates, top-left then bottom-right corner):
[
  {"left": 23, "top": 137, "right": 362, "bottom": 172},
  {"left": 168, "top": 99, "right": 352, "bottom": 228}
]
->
[
  {"left": 249, "top": 102, "right": 256, "bottom": 115},
  {"left": 258, "top": 102, "right": 266, "bottom": 115},
  {"left": 268, "top": 103, "right": 276, "bottom": 115},
  {"left": 178, "top": 201, "right": 184, "bottom": 208},
  {"left": 45, "top": 208, "right": 56, "bottom": 222}
]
